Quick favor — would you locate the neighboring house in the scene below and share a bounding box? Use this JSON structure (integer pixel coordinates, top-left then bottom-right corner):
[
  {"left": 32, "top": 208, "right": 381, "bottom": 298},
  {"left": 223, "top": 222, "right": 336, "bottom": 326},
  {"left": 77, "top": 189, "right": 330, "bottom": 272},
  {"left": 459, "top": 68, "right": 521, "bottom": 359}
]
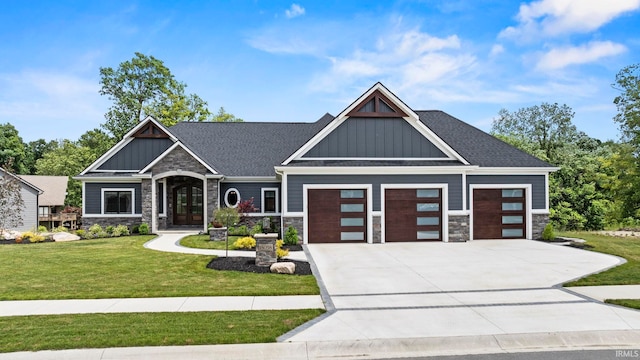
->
[
  {"left": 76, "top": 83, "right": 557, "bottom": 243},
  {"left": 0, "top": 168, "right": 42, "bottom": 232},
  {"left": 18, "top": 175, "right": 77, "bottom": 230}
]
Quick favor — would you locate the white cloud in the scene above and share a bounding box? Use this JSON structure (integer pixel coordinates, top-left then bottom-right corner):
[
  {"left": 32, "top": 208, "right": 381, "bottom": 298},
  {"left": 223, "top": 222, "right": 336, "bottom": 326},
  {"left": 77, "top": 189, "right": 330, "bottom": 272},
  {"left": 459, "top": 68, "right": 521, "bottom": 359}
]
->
[
  {"left": 285, "top": 4, "right": 305, "bottom": 19},
  {"left": 490, "top": 44, "right": 505, "bottom": 57},
  {"left": 500, "top": 0, "right": 640, "bottom": 40},
  {"left": 536, "top": 41, "right": 627, "bottom": 70}
]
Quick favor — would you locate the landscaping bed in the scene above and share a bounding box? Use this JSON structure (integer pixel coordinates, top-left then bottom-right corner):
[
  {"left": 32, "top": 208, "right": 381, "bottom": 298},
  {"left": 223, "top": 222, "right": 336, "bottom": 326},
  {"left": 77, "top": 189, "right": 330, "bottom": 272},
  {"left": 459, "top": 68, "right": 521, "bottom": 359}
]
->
[{"left": 207, "top": 257, "right": 312, "bottom": 275}]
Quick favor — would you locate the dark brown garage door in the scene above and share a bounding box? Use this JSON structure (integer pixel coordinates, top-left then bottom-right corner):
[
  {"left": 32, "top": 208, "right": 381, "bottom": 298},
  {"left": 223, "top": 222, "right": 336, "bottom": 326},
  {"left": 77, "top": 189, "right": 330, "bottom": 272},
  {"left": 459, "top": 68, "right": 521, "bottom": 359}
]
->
[
  {"left": 307, "top": 189, "right": 367, "bottom": 243},
  {"left": 473, "top": 188, "right": 526, "bottom": 239},
  {"left": 385, "top": 188, "right": 442, "bottom": 242}
]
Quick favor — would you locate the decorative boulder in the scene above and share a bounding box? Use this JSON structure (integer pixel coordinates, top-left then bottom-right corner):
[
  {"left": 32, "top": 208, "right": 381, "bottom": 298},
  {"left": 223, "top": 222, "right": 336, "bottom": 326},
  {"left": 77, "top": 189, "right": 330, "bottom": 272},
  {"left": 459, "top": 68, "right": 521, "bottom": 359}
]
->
[
  {"left": 270, "top": 262, "right": 296, "bottom": 275},
  {"left": 53, "top": 232, "right": 81, "bottom": 242},
  {"left": 2, "top": 230, "right": 21, "bottom": 240}
]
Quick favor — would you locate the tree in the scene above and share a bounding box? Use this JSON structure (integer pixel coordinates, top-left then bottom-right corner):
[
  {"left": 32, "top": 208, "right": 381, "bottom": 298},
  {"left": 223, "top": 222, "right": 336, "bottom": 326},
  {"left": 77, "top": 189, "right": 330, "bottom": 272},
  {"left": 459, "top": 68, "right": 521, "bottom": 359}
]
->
[
  {"left": 23, "top": 138, "right": 58, "bottom": 174},
  {"left": 0, "top": 123, "right": 26, "bottom": 174},
  {"left": 491, "top": 103, "right": 579, "bottom": 164},
  {"left": 99, "top": 52, "right": 211, "bottom": 138},
  {"left": 0, "top": 162, "right": 25, "bottom": 233},
  {"left": 78, "top": 128, "right": 115, "bottom": 158},
  {"left": 35, "top": 140, "right": 97, "bottom": 207},
  {"left": 613, "top": 63, "right": 640, "bottom": 151},
  {"left": 212, "top": 107, "right": 243, "bottom": 122}
]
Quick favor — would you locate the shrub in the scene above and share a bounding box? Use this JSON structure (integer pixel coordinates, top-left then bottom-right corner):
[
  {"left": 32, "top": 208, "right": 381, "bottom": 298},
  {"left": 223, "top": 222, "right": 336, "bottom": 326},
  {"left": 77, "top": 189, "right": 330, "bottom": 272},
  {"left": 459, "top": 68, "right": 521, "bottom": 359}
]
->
[
  {"left": 249, "top": 223, "right": 263, "bottom": 236},
  {"left": 233, "top": 236, "right": 256, "bottom": 249},
  {"left": 276, "top": 239, "right": 289, "bottom": 259},
  {"left": 138, "top": 223, "right": 150, "bottom": 235},
  {"left": 131, "top": 224, "right": 140, "bottom": 234},
  {"left": 228, "top": 225, "right": 249, "bottom": 236},
  {"left": 237, "top": 197, "right": 258, "bottom": 220},
  {"left": 37, "top": 225, "right": 47, "bottom": 233},
  {"left": 213, "top": 207, "right": 240, "bottom": 227},
  {"left": 52, "top": 225, "right": 68, "bottom": 233},
  {"left": 75, "top": 229, "right": 86, "bottom": 239},
  {"left": 105, "top": 225, "right": 115, "bottom": 235},
  {"left": 284, "top": 226, "right": 299, "bottom": 246},
  {"left": 542, "top": 223, "right": 555, "bottom": 241},
  {"left": 113, "top": 224, "right": 130, "bottom": 237},
  {"left": 22, "top": 231, "right": 45, "bottom": 243},
  {"left": 96, "top": 231, "right": 109, "bottom": 239},
  {"left": 88, "top": 224, "right": 103, "bottom": 235}
]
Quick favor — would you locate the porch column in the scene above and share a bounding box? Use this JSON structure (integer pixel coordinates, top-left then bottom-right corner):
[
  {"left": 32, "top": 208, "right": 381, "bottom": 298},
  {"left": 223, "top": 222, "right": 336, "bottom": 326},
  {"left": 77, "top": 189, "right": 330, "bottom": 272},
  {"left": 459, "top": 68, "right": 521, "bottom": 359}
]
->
[
  {"left": 151, "top": 178, "right": 157, "bottom": 233},
  {"left": 203, "top": 178, "right": 208, "bottom": 233}
]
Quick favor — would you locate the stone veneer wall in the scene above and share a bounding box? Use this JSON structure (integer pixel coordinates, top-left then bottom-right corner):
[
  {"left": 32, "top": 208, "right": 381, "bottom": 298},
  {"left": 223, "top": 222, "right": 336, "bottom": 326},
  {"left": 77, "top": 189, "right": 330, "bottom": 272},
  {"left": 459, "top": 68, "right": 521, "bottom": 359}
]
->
[
  {"left": 372, "top": 216, "right": 381, "bottom": 243},
  {"left": 448, "top": 215, "right": 469, "bottom": 242},
  {"left": 283, "top": 217, "right": 303, "bottom": 243},
  {"left": 141, "top": 179, "right": 152, "bottom": 225},
  {"left": 82, "top": 217, "right": 141, "bottom": 230},
  {"left": 532, "top": 213, "right": 549, "bottom": 239}
]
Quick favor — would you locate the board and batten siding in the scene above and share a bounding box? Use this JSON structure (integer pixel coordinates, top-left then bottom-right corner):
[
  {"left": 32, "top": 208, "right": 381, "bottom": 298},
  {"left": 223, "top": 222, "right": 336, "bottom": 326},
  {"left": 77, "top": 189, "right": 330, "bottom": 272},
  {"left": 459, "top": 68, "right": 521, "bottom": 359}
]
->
[
  {"left": 287, "top": 174, "right": 463, "bottom": 212},
  {"left": 17, "top": 184, "right": 39, "bottom": 231},
  {"left": 219, "top": 182, "right": 280, "bottom": 211},
  {"left": 466, "top": 175, "right": 546, "bottom": 210},
  {"left": 85, "top": 183, "right": 143, "bottom": 214},
  {"left": 302, "top": 117, "right": 448, "bottom": 158},
  {"left": 98, "top": 138, "right": 173, "bottom": 171}
]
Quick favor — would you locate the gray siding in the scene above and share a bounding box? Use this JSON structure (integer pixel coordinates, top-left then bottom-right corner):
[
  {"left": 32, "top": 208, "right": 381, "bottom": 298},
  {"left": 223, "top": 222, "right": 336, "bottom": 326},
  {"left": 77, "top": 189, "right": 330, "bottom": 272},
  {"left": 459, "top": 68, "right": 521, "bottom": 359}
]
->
[
  {"left": 17, "top": 185, "right": 39, "bottom": 231},
  {"left": 287, "top": 174, "right": 463, "bottom": 212},
  {"left": 98, "top": 138, "right": 173, "bottom": 170},
  {"left": 303, "top": 118, "right": 448, "bottom": 158},
  {"left": 85, "top": 183, "right": 143, "bottom": 214},
  {"left": 220, "top": 182, "right": 281, "bottom": 212},
  {"left": 467, "top": 175, "right": 546, "bottom": 210}
]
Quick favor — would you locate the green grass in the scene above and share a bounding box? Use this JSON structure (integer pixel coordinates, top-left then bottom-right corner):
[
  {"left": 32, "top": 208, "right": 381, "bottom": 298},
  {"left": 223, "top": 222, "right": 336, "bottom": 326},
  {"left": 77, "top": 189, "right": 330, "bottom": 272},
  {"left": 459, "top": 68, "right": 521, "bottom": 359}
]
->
[
  {"left": 560, "top": 231, "right": 640, "bottom": 286},
  {"left": 0, "top": 309, "right": 324, "bottom": 353},
  {"left": 180, "top": 234, "right": 243, "bottom": 250},
  {"left": 605, "top": 299, "right": 640, "bottom": 309},
  {"left": 0, "top": 236, "right": 319, "bottom": 300}
]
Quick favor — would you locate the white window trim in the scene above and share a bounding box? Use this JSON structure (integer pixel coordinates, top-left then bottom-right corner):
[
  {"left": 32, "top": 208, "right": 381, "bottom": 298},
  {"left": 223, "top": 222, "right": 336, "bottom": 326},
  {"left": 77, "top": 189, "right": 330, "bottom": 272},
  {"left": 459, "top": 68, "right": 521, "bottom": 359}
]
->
[
  {"left": 380, "top": 183, "right": 449, "bottom": 244},
  {"left": 158, "top": 179, "right": 167, "bottom": 218},
  {"left": 100, "top": 188, "right": 137, "bottom": 216},
  {"left": 468, "top": 184, "right": 532, "bottom": 241},
  {"left": 224, "top": 187, "right": 241, "bottom": 208},
  {"left": 303, "top": 184, "right": 373, "bottom": 245},
  {"left": 261, "top": 187, "right": 279, "bottom": 214}
]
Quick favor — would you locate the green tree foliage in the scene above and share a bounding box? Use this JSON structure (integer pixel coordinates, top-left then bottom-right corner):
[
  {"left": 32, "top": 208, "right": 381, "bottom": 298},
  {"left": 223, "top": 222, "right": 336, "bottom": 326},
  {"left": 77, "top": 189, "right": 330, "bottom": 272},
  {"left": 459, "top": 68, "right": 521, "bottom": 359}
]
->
[
  {"left": 0, "top": 123, "right": 26, "bottom": 174},
  {"left": 78, "top": 128, "right": 116, "bottom": 158},
  {"left": 23, "top": 139, "right": 58, "bottom": 174},
  {"left": 35, "top": 140, "right": 97, "bottom": 207},
  {"left": 492, "top": 103, "right": 579, "bottom": 163},
  {"left": 212, "top": 107, "right": 243, "bottom": 122},
  {"left": 99, "top": 52, "right": 211, "bottom": 139},
  {"left": 613, "top": 63, "right": 640, "bottom": 150}
]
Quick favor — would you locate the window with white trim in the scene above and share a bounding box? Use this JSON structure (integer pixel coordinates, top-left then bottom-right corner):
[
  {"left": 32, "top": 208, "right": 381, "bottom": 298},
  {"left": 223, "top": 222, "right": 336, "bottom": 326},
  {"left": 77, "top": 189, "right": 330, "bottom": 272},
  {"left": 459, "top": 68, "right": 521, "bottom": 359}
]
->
[
  {"left": 224, "top": 188, "right": 241, "bottom": 208},
  {"left": 261, "top": 188, "right": 279, "bottom": 213},
  {"left": 103, "top": 189, "right": 134, "bottom": 214},
  {"left": 157, "top": 180, "right": 166, "bottom": 217},
  {"left": 39, "top": 206, "right": 49, "bottom": 216}
]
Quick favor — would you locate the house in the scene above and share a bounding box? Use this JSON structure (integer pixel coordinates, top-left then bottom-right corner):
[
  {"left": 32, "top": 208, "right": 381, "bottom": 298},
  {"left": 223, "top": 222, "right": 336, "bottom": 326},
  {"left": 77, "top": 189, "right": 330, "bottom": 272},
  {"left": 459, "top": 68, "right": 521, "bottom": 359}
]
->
[
  {"left": 18, "top": 175, "right": 77, "bottom": 230},
  {"left": 0, "top": 168, "right": 42, "bottom": 232},
  {"left": 76, "top": 83, "right": 556, "bottom": 243}
]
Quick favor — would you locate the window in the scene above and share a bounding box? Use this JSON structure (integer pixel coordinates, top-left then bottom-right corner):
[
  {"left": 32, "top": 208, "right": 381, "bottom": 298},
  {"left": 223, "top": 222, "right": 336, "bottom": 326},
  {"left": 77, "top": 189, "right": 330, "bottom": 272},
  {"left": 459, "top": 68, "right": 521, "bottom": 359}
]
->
[
  {"left": 341, "top": 190, "right": 364, "bottom": 198},
  {"left": 417, "top": 203, "right": 439, "bottom": 212},
  {"left": 417, "top": 231, "right": 440, "bottom": 240},
  {"left": 224, "top": 188, "right": 241, "bottom": 208},
  {"left": 341, "top": 204, "right": 364, "bottom": 212},
  {"left": 39, "top": 206, "right": 49, "bottom": 216},
  {"left": 502, "top": 189, "right": 523, "bottom": 198},
  {"left": 341, "top": 232, "right": 364, "bottom": 241},
  {"left": 104, "top": 190, "right": 133, "bottom": 214},
  {"left": 502, "top": 228, "right": 523, "bottom": 238},
  {"left": 502, "top": 202, "right": 523, "bottom": 211},
  {"left": 261, "top": 188, "right": 279, "bottom": 213},
  {"left": 417, "top": 189, "right": 439, "bottom": 198},
  {"left": 341, "top": 218, "right": 364, "bottom": 226},
  {"left": 157, "top": 181, "right": 166, "bottom": 216},
  {"left": 502, "top": 216, "right": 523, "bottom": 224},
  {"left": 417, "top": 217, "right": 439, "bottom": 226}
]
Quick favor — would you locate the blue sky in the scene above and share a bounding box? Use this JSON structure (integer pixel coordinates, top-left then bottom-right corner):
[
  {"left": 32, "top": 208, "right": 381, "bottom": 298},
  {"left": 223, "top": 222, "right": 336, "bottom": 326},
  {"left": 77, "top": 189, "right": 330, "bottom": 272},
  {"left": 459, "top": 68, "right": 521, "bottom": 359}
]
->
[{"left": 1, "top": 0, "right": 639, "bottom": 143}]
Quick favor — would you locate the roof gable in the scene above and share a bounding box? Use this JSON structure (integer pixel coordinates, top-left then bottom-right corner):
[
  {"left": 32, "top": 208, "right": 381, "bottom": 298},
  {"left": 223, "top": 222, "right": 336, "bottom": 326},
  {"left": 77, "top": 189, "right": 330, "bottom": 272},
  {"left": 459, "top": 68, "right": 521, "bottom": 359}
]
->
[{"left": 282, "top": 82, "right": 469, "bottom": 165}]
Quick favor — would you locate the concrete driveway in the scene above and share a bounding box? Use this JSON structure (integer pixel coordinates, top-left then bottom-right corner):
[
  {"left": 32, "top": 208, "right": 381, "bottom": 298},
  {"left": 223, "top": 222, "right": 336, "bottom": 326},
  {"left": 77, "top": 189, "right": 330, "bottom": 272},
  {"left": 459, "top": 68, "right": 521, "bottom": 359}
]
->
[{"left": 282, "top": 240, "right": 640, "bottom": 342}]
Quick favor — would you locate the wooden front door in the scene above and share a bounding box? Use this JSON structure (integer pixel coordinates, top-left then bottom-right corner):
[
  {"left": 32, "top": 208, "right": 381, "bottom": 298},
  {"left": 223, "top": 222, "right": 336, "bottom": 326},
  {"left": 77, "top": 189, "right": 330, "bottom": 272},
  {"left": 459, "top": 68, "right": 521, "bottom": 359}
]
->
[
  {"left": 473, "top": 188, "right": 526, "bottom": 239},
  {"left": 173, "top": 180, "right": 203, "bottom": 226}
]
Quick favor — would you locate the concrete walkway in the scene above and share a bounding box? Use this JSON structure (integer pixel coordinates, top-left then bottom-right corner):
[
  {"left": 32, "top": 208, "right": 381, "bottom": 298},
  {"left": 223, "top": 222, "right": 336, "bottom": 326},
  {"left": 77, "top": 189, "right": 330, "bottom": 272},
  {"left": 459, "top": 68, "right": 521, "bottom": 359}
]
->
[
  {"left": 569, "top": 285, "right": 640, "bottom": 302},
  {"left": 143, "top": 231, "right": 308, "bottom": 261}
]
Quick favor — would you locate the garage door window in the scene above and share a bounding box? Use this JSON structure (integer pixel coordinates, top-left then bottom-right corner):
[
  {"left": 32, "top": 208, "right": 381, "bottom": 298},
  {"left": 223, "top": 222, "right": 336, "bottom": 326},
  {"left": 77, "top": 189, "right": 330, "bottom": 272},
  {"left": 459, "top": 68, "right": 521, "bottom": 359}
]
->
[
  {"left": 417, "top": 231, "right": 440, "bottom": 240},
  {"left": 502, "top": 202, "right": 523, "bottom": 211},
  {"left": 341, "top": 232, "right": 364, "bottom": 241},
  {"left": 502, "top": 189, "right": 523, "bottom": 197},
  {"left": 417, "top": 217, "right": 439, "bottom": 226},
  {"left": 502, "top": 215, "right": 523, "bottom": 224},
  {"left": 502, "top": 228, "right": 523, "bottom": 238},
  {"left": 341, "top": 204, "right": 364, "bottom": 212},
  {"left": 417, "top": 203, "right": 439, "bottom": 212},
  {"left": 341, "top": 190, "right": 364, "bottom": 198},
  {"left": 417, "top": 189, "right": 439, "bottom": 198},
  {"left": 341, "top": 218, "right": 364, "bottom": 226}
]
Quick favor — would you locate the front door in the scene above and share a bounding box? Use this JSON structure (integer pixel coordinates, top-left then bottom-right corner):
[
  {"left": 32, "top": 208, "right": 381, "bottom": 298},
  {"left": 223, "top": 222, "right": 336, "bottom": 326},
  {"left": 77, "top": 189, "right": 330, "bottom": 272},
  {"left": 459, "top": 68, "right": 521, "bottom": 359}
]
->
[{"left": 173, "top": 180, "right": 203, "bottom": 226}]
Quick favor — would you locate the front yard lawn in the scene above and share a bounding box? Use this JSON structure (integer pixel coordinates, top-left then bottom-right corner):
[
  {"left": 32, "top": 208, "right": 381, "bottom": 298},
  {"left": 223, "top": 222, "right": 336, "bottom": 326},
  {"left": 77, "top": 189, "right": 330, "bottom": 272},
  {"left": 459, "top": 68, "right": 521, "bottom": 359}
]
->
[
  {"left": 0, "top": 309, "right": 324, "bottom": 353},
  {"left": 0, "top": 235, "right": 319, "bottom": 300},
  {"left": 561, "top": 232, "right": 640, "bottom": 287},
  {"left": 180, "top": 234, "right": 242, "bottom": 250},
  {"left": 605, "top": 299, "right": 640, "bottom": 309}
]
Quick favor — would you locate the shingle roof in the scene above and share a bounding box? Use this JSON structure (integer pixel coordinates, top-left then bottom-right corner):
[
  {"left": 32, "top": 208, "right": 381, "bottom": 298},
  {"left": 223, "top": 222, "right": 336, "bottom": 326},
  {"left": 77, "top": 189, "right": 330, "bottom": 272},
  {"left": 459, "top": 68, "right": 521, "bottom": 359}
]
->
[
  {"left": 18, "top": 175, "right": 68, "bottom": 206},
  {"left": 416, "top": 111, "right": 553, "bottom": 168},
  {"left": 169, "top": 114, "right": 334, "bottom": 176}
]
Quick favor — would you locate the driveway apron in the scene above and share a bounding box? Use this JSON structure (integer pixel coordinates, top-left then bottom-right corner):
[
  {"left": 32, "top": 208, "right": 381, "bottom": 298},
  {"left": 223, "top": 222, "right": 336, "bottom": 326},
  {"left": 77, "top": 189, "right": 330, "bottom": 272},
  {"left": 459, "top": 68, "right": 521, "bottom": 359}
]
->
[{"left": 282, "top": 240, "right": 640, "bottom": 342}]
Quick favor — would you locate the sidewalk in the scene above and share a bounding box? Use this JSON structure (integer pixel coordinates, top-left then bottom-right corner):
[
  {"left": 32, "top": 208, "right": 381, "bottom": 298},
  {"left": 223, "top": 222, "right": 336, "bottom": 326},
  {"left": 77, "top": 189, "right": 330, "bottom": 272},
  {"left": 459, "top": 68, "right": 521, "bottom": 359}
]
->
[
  {"left": 0, "top": 295, "right": 324, "bottom": 317},
  {"left": 143, "top": 231, "right": 308, "bottom": 261},
  {"left": 568, "top": 285, "right": 640, "bottom": 302}
]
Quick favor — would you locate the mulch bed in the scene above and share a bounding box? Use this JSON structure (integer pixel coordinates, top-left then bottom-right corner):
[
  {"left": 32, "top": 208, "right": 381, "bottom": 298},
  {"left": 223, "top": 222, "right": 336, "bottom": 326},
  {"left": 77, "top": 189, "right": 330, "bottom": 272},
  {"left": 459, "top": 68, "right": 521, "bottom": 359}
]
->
[
  {"left": 206, "top": 257, "right": 312, "bottom": 275},
  {"left": 0, "top": 239, "right": 55, "bottom": 245}
]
